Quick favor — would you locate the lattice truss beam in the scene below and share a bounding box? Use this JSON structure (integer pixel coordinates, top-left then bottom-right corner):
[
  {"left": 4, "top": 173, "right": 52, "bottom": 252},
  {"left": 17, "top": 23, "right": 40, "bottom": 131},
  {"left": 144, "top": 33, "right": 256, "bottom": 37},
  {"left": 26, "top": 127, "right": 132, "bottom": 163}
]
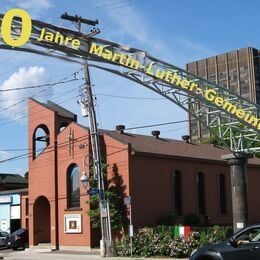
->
[{"left": 1, "top": 14, "right": 260, "bottom": 153}]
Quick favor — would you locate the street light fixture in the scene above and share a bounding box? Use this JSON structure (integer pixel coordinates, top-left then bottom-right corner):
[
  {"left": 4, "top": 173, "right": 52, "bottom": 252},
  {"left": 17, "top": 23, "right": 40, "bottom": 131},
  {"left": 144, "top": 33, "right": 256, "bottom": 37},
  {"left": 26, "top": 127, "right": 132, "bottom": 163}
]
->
[{"left": 80, "top": 171, "right": 89, "bottom": 189}]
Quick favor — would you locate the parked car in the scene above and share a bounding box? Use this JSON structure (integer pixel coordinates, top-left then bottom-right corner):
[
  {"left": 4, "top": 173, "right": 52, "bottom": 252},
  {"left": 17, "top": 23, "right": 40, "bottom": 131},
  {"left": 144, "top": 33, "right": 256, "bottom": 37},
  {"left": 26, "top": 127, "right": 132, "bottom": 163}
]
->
[
  {"left": 0, "top": 231, "right": 10, "bottom": 247},
  {"left": 190, "top": 224, "right": 260, "bottom": 260},
  {"left": 5, "top": 228, "right": 28, "bottom": 250}
]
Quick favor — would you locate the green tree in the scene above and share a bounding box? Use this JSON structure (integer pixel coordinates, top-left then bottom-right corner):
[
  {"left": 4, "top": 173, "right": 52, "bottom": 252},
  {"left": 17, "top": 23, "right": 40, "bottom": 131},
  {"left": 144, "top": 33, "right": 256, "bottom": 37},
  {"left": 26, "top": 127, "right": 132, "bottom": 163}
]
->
[{"left": 87, "top": 163, "right": 127, "bottom": 230}]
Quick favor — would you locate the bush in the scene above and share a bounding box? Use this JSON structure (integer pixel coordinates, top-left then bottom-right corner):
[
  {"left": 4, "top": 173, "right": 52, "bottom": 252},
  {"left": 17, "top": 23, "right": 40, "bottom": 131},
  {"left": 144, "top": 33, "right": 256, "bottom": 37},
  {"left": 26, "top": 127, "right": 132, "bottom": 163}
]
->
[
  {"left": 118, "top": 227, "right": 199, "bottom": 258},
  {"left": 118, "top": 227, "right": 172, "bottom": 257},
  {"left": 158, "top": 212, "right": 178, "bottom": 226},
  {"left": 169, "top": 232, "right": 200, "bottom": 258},
  {"left": 184, "top": 213, "right": 201, "bottom": 227},
  {"left": 117, "top": 225, "right": 231, "bottom": 258},
  {"left": 199, "top": 226, "right": 231, "bottom": 246}
]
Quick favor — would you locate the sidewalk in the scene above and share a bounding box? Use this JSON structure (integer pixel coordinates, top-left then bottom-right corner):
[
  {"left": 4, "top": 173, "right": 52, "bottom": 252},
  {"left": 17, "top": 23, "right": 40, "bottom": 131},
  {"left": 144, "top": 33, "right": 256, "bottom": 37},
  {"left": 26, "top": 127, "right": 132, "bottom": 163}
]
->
[{"left": 0, "top": 248, "right": 189, "bottom": 260}]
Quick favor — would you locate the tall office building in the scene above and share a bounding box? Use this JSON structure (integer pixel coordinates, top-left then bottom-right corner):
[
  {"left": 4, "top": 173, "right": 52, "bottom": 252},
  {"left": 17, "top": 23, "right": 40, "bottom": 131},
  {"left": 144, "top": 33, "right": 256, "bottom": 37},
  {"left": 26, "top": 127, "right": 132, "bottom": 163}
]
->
[{"left": 186, "top": 47, "right": 260, "bottom": 142}]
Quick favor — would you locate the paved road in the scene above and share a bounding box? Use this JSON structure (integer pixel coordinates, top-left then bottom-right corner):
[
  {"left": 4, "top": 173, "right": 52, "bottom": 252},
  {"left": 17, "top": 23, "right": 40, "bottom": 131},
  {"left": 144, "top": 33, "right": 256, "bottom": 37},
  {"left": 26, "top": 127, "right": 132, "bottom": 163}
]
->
[{"left": 0, "top": 248, "right": 189, "bottom": 260}]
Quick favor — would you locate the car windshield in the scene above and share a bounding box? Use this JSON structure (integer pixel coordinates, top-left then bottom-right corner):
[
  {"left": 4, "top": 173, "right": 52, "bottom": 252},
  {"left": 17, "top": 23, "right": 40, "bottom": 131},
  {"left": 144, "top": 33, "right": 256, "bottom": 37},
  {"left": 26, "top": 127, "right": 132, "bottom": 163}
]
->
[{"left": 12, "top": 229, "right": 25, "bottom": 236}]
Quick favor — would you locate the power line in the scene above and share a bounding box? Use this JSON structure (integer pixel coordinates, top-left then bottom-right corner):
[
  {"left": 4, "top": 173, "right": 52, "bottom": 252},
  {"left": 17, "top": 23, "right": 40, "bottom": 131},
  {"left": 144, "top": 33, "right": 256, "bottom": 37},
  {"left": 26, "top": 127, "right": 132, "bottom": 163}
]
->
[
  {"left": 95, "top": 93, "right": 163, "bottom": 100},
  {"left": 125, "top": 119, "right": 189, "bottom": 130},
  {"left": 0, "top": 70, "right": 82, "bottom": 120},
  {"left": 0, "top": 78, "right": 78, "bottom": 92},
  {"left": 0, "top": 133, "right": 88, "bottom": 164},
  {"left": 0, "top": 79, "right": 79, "bottom": 115},
  {"left": 0, "top": 91, "right": 81, "bottom": 128}
]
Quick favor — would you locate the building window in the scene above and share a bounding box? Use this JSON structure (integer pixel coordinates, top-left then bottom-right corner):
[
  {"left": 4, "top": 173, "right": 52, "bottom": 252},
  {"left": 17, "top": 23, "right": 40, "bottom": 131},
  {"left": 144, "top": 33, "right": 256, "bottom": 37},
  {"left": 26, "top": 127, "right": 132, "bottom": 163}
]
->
[
  {"left": 173, "top": 170, "right": 182, "bottom": 215},
  {"left": 67, "top": 164, "right": 80, "bottom": 208},
  {"left": 32, "top": 124, "right": 50, "bottom": 159},
  {"left": 25, "top": 198, "right": 29, "bottom": 216},
  {"left": 219, "top": 174, "right": 227, "bottom": 215},
  {"left": 196, "top": 172, "right": 205, "bottom": 215},
  {"left": 26, "top": 218, "right": 29, "bottom": 229}
]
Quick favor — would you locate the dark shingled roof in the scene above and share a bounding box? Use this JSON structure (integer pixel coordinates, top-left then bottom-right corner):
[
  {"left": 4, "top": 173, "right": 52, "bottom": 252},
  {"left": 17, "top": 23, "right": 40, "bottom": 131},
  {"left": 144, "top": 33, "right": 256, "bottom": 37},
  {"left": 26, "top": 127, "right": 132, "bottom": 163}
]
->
[
  {"left": 0, "top": 173, "right": 28, "bottom": 185},
  {"left": 30, "top": 98, "right": 76, "bottom": 120},
  {"left": 0, "top": 188, "right": 28, "bottom": 195},
  {"left": 105, "top": 131, "right": 260, "bottom": 165}
]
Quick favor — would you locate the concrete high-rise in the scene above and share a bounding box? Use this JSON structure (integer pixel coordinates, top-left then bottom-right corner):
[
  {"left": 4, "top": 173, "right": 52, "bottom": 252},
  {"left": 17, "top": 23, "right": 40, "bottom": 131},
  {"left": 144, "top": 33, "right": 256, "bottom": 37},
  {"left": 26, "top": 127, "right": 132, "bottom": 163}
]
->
[{"left": 186, "top": 47, "right": 260, "bottom": 142}]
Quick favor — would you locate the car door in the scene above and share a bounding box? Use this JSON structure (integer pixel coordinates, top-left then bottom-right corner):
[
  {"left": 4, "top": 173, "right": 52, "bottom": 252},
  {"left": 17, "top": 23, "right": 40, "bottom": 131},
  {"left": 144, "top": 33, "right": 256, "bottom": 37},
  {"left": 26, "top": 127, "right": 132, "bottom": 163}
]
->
[
  {"left": 0, "top": 232, "right": 4, "bottom": 246},
  {"left": 222, "top": 227, "right": 260, "bottom": 260},
  {"left": 0, "top": 232, "right": 8, "bottom": 246},
  {"left": 233, "top": 242, "right": 260, "bottom": 260}
]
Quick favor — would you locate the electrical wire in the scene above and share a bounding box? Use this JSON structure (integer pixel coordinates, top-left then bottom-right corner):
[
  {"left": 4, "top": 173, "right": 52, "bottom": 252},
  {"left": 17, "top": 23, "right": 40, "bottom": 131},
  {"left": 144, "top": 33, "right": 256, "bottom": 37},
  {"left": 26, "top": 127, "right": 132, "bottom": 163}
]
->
[
  {"left": 0, "top": 78, "right": 78, "bottom": 92},
  {"left": 0, "top": 79, "right": 79, "bottom": 115},
  {"left": 124, "top": 119, "right": 189, "bottom": 131},
  {"left": 0, "top": 70, "right": 82, "bottom": 122},
  {"left": 95, "top": 93, "right": 164, "bottom": 100},
  {"left": 0, "top": 91, "right": 81, "bottom": 128},
  {"left": 0, "top": 116, "right": 190, "bottom": 165}
]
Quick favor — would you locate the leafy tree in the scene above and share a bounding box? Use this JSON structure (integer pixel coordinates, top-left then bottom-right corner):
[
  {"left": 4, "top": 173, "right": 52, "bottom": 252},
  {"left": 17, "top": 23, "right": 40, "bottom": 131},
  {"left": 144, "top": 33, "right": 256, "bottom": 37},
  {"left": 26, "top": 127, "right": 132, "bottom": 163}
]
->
[{"left": 87, "top": 163, "right": 127, "bottom": 230}]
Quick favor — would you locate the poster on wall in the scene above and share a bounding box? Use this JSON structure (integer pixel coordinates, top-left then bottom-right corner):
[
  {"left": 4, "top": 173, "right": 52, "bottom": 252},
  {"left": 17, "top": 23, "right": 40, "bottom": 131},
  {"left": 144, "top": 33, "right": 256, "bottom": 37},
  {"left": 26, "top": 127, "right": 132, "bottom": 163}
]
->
[{"left": 64, "top": 214, "right": 82, "bottom": 234}]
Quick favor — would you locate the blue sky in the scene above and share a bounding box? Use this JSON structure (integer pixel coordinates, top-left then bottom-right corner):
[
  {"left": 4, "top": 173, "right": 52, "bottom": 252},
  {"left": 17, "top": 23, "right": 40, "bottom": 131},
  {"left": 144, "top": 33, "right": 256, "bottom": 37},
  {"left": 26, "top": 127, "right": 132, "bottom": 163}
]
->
[{"left": 0, "top": 0, "right": 260, "bottom": 174}]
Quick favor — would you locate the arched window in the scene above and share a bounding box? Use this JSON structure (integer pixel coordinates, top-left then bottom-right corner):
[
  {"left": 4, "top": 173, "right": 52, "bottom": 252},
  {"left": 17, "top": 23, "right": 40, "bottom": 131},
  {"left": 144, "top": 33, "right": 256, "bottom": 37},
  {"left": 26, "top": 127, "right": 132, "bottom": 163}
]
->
[
  {"left": 219, "top": 174, "right": 227, "bottom": 215},
  {"left": 196, "top": 172, "right": 205, "bottom": 215},
  {"left": 67, "top": 164, "right": 80, "bottom": 208},
  {"left": 33, "top": 124, "right": 50, "bottom": 159},
  {"left": 173, "top": 170, "right": 182, "bottom": 215}
]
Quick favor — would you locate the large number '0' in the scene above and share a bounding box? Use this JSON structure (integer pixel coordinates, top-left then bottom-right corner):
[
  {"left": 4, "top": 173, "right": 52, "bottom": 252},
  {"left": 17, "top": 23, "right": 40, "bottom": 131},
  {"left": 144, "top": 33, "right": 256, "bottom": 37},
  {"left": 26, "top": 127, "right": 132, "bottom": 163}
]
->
[{"left": 2, "top": 8, "right": 32, "bottom": 47}]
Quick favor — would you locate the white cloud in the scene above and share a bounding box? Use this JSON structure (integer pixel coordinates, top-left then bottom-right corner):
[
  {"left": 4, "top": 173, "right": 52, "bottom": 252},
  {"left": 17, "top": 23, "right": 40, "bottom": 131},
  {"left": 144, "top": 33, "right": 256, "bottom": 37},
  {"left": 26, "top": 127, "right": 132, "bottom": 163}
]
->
[
  {"left": 0, "top": 66, "right": 50, "bottom": 122},
  {"left": 101, "top": 0, "right": 213, "bottom": 67},
  {"left": 19, "top": 0, "right": 52, "bottom": 9},
  {"left": 0, "top": 150, "right": 11, "bottom": 161},
  {"left": 102, "top": 0, "right": 151, "bottom": 46},
  {"left": 13, "top": 0, "right": 52, "bottom": 18},
  {"left": 175, "top": 36, "right": 214, "bottom": 59}
]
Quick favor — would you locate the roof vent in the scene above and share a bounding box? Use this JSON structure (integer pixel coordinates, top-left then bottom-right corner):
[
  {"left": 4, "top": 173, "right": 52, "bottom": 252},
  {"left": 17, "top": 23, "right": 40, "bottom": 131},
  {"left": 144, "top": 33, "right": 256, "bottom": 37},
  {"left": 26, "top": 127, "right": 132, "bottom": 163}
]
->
[
  {"left": 182, "top": 135, "right": 190, "bottom": 143},
  {"left": 151, "top": 130, "right": 160, "bottom": 139},
  {"left": 116, "top": 125, "right": 125, "bottom": 134},
  {"left": 211, "top": 139, "right": 217, "bottom": 147}
]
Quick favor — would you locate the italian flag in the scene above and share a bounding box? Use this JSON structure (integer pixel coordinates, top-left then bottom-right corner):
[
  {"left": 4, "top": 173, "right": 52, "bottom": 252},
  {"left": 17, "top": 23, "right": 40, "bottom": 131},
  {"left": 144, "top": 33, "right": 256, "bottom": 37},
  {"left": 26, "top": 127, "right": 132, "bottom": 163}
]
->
[{"left": 174, "top": 226, "right": 191, "bottom": 239}]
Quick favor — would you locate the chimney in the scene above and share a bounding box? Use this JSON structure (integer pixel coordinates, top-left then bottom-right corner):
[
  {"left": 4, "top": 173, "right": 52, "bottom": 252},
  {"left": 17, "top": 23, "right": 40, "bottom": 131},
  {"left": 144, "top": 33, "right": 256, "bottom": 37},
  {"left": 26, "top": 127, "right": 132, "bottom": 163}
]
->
[
  {"left": 116, "top": 125, "right": 125, "bottom": 134},
  {"left": 151, "top": 130, "right": 160, "bottom": 139},
  {"left": 182, "top": 135, "right": 190, "bottom": 143}
]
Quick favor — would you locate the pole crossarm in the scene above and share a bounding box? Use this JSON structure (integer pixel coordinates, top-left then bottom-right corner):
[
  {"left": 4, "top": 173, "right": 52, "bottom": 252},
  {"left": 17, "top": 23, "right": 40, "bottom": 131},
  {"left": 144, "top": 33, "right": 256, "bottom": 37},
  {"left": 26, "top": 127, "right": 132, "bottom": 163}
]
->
[{"left": 1, "top": 14, "right": 260, "bottom": 153}]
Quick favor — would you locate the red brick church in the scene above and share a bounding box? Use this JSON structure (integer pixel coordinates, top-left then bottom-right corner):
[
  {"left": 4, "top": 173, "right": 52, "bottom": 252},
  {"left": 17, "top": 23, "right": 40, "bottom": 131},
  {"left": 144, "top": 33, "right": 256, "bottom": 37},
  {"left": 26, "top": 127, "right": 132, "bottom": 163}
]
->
[{"left": 22, "top": 98, "right": 260, "bottom": 250}]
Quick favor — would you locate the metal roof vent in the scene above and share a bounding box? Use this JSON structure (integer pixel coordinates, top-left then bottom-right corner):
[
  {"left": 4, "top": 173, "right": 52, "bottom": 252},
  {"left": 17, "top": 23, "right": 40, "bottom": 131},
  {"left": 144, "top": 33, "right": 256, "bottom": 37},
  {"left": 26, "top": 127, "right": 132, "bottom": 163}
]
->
[
  {"left": 116, "top": 125, "right": 125, "bottom": 134},
  {"left": 182, "top": 135, "right": 190, "bottom": 143},
  {"left": 151, "top": 130, "right": 160, "bottom": 139}
]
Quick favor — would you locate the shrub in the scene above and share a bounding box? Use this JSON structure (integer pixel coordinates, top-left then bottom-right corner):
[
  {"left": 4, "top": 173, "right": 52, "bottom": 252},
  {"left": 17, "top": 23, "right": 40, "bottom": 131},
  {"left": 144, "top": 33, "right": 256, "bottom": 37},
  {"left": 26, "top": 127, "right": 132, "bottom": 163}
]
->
[
  {"left": 184, "top": 213, "right": 201, "bottom": 227},
  {"left": 118, "top": 227, "right": 199, "bottom": 258},
  {"left": 158, "top": 212, "right": 178, "bottom": 226},
  {"left": 199, "top": 226, "right": 231, "bottom": 246},
  {"left": 118, "top": 227, "right": 172, "bottom": 257},
  {"left": 169, "top": 232, "right": 200, "bottom": 258},
  {"left": 117, "top": 225, "right": 231, "bottom": 258}
]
